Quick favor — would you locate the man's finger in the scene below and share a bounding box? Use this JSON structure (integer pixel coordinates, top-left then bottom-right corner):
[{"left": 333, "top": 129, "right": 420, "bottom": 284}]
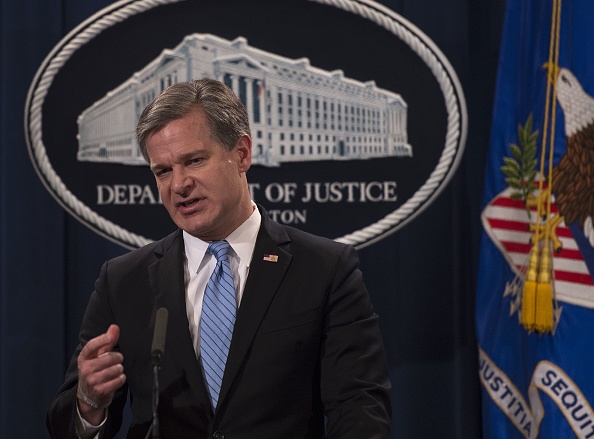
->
[
  {"left": 79, "top": 324, "right": 120, "bottom": 360},
  {"left": 97, "top": 324, "right": 120, "bottom": 357},
  {"left": 85, "top": 360, "right": 126, "bottom": 388}
]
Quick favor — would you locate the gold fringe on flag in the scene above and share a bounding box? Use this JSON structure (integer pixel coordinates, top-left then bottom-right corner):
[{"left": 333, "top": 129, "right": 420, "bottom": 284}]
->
[
  {"left": 535, "top": 245, "right": 554, "bottom": 332},
  {"left": 520, "top": 247, "right": 538, "bottom": 329}
]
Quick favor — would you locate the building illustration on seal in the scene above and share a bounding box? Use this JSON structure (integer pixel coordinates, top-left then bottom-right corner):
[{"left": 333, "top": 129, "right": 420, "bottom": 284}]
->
[{"left": 76, "top": 33, "right": 412, "bottom": 167}]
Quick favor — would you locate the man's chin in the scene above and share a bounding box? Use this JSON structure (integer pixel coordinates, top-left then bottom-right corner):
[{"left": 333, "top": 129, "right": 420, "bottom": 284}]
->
[{"left": 178, "top": 219, "right": 216, "bottom": 240}]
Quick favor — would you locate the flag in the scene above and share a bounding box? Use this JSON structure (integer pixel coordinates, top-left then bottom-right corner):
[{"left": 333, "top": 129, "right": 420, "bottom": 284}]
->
[
  {"left": 476, "top": 1, "right": 594, "bottom": 438},
  {"left": 263, "top": 254, "right": 278, "bottom": 262},
  {"left": 257, "top": 80, "right": 265, "bottom": 99}
]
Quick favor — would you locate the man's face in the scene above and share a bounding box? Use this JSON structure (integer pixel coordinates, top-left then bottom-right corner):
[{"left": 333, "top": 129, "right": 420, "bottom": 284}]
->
[{"left": 146, "top": 108, "right": 252, "bottom": 241}]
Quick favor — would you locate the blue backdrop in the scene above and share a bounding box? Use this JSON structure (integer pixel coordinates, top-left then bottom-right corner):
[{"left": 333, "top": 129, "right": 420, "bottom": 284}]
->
[{"left": 0, "top": 0, "right": 504, "bottom": 437}]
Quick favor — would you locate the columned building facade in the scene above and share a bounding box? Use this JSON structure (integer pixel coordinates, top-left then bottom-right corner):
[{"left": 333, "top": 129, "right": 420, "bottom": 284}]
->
[{"left": 77, "top": 34, "right": 411, "bottom": 166}]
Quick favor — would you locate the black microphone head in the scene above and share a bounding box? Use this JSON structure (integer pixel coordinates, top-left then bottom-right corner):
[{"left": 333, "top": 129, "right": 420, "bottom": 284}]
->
[{"left": 151, "top": 307, "right": 169, "bottom": 363}]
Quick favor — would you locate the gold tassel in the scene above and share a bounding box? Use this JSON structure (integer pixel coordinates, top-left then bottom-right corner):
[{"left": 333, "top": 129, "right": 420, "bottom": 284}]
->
[
  {"left": 521, "top": 247, "right": 539, "bottom": 330},
  {"left": 535, "top": 246, "right": 554, "bottom": 333}
]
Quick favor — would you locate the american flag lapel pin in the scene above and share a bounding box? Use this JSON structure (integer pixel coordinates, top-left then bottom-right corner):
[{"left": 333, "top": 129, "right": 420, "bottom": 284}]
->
[{"left": 263, "top": 254, "right": 279, "bottom": 262}]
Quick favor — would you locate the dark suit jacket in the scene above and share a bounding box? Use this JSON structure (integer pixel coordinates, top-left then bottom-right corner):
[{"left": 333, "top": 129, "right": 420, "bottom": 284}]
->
[{"left": 47, "top": 207, "right": 392, "bottom": 438}]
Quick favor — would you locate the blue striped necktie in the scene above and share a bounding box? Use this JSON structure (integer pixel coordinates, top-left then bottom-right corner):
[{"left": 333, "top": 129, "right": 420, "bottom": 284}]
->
[{"left": 200, "top": 240, "right": 237, "bottom": 409}]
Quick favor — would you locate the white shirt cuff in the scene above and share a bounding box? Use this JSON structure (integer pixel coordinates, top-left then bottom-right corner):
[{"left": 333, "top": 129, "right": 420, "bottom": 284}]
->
[{"left": 75, "top": 401, "right": 106, "bottom": 439}]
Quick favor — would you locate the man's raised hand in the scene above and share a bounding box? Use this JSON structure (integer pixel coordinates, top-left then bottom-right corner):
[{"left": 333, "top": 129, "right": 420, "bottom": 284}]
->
[{"left": 77, "top": 324, "right": 126, "bottom": 424}]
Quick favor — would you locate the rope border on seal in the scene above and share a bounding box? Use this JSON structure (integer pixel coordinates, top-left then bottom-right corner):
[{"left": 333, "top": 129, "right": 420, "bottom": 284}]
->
[
  {"left": 25, "top": 0, "right": 467, "bottom": 250},
  {"left": 313, "top": 0, "right": 468, "bottom": 248},
  {"left": 25, "top": 0, "right": 183, "bottom": 249}
]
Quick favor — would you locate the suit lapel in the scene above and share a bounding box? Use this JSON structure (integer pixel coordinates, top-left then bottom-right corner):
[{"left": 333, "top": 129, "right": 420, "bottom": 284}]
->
[
  {"left": 217, "top": 211, "right": 292, "bottom": 410},
  {"left": 148, "top": 230, "right": 210, "bottom": 406}
]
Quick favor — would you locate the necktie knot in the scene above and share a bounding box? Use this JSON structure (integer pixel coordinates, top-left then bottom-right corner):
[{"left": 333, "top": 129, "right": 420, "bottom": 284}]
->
[{"left": 208, "top": 240, "right": 232, "bottom": 263}]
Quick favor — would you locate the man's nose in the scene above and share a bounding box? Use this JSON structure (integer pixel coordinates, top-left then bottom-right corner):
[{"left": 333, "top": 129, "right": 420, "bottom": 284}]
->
[{"left": 171, "top": 170, "right": 192, "bottom": 195}]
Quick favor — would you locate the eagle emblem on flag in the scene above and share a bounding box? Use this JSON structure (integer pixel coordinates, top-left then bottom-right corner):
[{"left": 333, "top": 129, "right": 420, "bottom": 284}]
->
[{"left": 482, "top": 66, "right": 594, "bottom": 334}]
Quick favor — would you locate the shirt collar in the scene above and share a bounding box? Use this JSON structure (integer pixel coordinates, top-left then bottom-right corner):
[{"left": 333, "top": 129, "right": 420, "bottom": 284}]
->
[{"left": 183, "top": 203, "right": 261, "bottom": 273}]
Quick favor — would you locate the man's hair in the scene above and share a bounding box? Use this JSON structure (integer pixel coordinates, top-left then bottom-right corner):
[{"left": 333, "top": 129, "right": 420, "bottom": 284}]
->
[{"left": 136, "top": 79, "right": 251, "bottom": 161}]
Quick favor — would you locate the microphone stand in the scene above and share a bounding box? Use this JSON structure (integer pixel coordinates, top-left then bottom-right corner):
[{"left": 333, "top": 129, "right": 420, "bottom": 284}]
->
[
  {"left": 151, "top": 356, "right": 161, "bottom": 439},
  {"left": 145, "top": 353, "right": 162, "bottom": 439},
  {"left": 146, "top": 307, "right": 167, "bottom": 439}
]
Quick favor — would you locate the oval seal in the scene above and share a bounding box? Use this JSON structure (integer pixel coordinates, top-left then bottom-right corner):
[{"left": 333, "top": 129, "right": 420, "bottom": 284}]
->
[{"left": 25, "top": 0, "right": 467, "bottom": 249}]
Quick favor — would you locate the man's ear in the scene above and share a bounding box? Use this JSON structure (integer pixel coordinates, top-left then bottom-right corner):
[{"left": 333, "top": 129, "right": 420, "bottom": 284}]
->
[{"left": 236, "top": 134, "right": 252, "bottom": 172}]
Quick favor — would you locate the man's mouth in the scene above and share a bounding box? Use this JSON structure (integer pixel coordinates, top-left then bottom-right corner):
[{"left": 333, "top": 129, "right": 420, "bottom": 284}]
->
[{"left": 178, "top": 198, "right": 200, "bottom": 208}]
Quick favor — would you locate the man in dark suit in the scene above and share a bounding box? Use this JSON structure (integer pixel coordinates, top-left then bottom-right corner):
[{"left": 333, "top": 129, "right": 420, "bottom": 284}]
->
[{"left": 47, "top": 79, "right": 391, "bottom": 438}]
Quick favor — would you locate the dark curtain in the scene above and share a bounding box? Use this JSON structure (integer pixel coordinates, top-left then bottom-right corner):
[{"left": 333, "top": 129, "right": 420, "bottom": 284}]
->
[{"left": 0, "top": 0, "right": 504, "bottom": 437}]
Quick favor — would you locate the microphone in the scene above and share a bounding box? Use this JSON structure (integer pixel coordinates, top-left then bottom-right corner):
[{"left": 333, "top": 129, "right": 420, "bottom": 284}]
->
[
  {"left": 148, "top": 307, "right": 168, "bottom": 439},
  {"left": 151, "top": 307, "right": 168, "bottom": 367}
]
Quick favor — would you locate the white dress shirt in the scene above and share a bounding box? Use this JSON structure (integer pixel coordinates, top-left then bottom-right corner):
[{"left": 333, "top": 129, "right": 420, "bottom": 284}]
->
[{"left": 183, "top": 205, "right": 261, "bottom": 355}]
